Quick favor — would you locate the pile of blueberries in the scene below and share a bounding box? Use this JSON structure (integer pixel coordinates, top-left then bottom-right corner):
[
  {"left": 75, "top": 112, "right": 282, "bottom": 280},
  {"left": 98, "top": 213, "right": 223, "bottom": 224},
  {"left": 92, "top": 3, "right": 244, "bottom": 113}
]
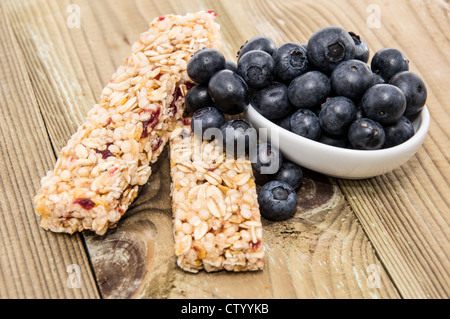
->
[
  {"left": 243, "top": 27, "right": 427, "bottom": 150},
  {"left": 186, "top": 46, "right": 300, "bottom": 221},
  {"left": 185, "top": 25, "right": 427, "bottom": 222}
]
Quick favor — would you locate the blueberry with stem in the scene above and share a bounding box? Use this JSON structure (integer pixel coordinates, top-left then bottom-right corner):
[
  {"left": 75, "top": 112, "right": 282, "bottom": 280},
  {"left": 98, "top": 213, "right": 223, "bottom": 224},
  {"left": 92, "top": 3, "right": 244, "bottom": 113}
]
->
[
  {"left": 191, "top": 107, "right": 226, "bottom": 140},
  {"left": 288, "top": 71, "right": 331, "bottom": 109},
  {"left": 208, "top": 70, "right": 250, "bottom": 115},
  {"left": 330, "top": 59, "right": 373, "bottom": 101},
  {"left": 289, "top": 109, "right": 322, "bottom": 141},
  {"left": 237, "top": 35, "right": 277, "bottom": 60},
  {"left": 389, "top": 71, "right": 427, "bottom": 117},
  {"left": 187, "top": 48, "right": 226, "bottom": 85},
  {"left": 383, "top": 116, "right": 415, "bottom": 148},
  {"left": 185, "top": 85, "right": 214, "bottom": 113},
  {"left": 307, "top": 26, "right": 356, "bottom": 74},
  {"left": 273, "top": 161, "right": 304, "bottom": 190},
  {"left": 272, "top": 42, "right": 309, "bottom": 83},
  {"left": 348, "top": 118, "right": 385, "bottom": 150},
  {"left": 361, "top": 84, "right": 406, "bottom": 125},
  {"left": 319, "top": 96, "right": 357, "bottom": 136},
  {"left": 348, "top": 31, "right": 370, "bottom": 63},
  {"left": 237, "top": 50, "right": 275, "bottom": 89},
  {"left": 371, "top": 48, "right": 409, "bottom": 82},
  {"left": 251, "top": 82, "right": 291, "bottom": 120},
  {"left": 258, "top": 181, "right": 298, "bottom": 221}
]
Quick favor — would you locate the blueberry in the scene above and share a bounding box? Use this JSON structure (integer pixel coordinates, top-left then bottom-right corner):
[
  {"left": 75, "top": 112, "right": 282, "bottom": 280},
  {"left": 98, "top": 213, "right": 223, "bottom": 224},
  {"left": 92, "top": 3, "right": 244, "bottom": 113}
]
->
[
  {"left": 348, "top": 118, "right": 385, "bottom": 150},
  {"left": 225, "top": 60, "right": 238, "bottom": 73},
  {"left": 371, "top": 48, "right": 409, "bottom": 81},
  {"left": 276, "top": 114, "right": 292, "bottom": 131},
  {"left": 208, "top": 70, "right": 249, "bottom": 115},
  {"left": 237, "top": 50, "right": 275, "bottom": 89},
  {"left": 187, "top": 48, "right": 226, "bottom": 85},
  {"left": 319, "top": 96, "right": 357, "bottom": 136},
  {"left": 258, "top": 181, "right": 297, "bottom": 221},
  {"left": 330, "top": 59, "right": 373, "bottom": 101},
  {"left": 237, "top": 35, "right": 277, "bottom": 60},
  {"left": 348, "top": 32, "right": 370, "bottom": 63},
  {"left": 191, "top": 107, "right": 226, "bottom": 140},
  {"left": 221, "top": 118, "right": 257, "bottom": 158},
  {"left": 307, "top": 26, "right": 356, "bottom": 74},
  {"left": 389, "top": 71, "right": 427, "bottom": 116},
  {"left": 289, "top": 109, "right": 321, "bottom": 141},
  {"left": 272, "top": 42, "right": 309, "bottom": 83},
  {"left": 185, "top": 85, "right": 214, "bottom": 113},
  {"left": 361, "top": 84, "right": 406, "bottom": 125},
  {"left": 288, "top": 71, "right": 331, "bottom": 109},
  {"left": 251, "top": 82, "right": 291, "bottom": 120},
  {"left": 371, "top": 73, "right": 386, "bottom": 86},
  {"left": 273, "top": 161, "right": 303, "bottom": 190},
  {"left": 318, "top": 132, "right": 350, "bottom": 148},
  {"left": 383, "top": 116, "right": 415, "bottom": 148},
  {"left": 251, "top": 143, "right": 283, "bottom": 176}
]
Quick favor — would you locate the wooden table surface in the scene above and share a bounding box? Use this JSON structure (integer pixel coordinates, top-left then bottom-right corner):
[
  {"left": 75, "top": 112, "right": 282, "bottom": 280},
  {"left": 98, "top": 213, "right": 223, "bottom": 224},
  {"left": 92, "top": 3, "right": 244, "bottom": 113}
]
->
[{"left": 0, "top": 0, "right": 448, "bottom": 299}]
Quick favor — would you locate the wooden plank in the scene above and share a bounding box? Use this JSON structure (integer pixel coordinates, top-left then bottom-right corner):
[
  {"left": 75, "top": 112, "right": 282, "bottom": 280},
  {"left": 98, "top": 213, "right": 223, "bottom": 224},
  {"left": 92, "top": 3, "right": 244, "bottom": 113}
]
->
[
  {"left": 235, "top": 0, "right": 450, "bottom": 298},
  {"left": 5, "top": 0, "right": 448, "bottom": 299},
  {"left": 0, "top": 1, "right": 99, "bottom": 299},
  {"left": 334, "top": 0, "right": 450, "bottom": 298},
  {"left": 4, "top": 0, "right": 401, "bottom": 298},
  {"left": 86, "top": 165, "right": 400, "bottom": 299},
  {"left": 221, "top": 0, "right": 450, "bottom": 298}
]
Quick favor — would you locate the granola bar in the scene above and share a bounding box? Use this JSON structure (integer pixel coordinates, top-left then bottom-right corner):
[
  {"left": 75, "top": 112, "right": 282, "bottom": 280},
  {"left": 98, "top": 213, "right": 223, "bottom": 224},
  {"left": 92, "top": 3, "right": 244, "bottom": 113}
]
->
[
  {"left": 34, "top": 11, "right": 222, "bottom": 235},
  {"left": 170, "top": 119, "right": 265, "bottom": 273}
]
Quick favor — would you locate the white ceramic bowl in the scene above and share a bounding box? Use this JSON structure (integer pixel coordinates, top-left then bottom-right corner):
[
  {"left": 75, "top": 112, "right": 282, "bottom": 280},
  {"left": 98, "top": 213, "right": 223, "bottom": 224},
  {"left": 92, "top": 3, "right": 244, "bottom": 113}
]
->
[{"left": 245, "top": 105, "right": 430, "bottom": 179}]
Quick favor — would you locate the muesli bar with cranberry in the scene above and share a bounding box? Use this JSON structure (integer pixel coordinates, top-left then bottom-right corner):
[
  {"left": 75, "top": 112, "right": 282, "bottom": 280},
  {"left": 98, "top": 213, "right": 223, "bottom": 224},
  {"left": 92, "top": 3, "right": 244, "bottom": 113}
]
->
[
  {"left": 170, "top": 119, "right": 265, "bottom": 272},
  {"left": 34, "top": 11, "right": 221, "bottom": 235}
]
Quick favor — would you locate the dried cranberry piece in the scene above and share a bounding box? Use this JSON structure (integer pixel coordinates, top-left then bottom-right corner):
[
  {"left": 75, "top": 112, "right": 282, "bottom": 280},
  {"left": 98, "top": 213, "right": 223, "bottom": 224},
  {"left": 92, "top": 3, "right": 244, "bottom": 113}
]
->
[
  {"left": 182, "top": 118, "right": 191, "bottom": 126},
  {"left": 151, "top": 137, "right": 163, "bottom": 152},
  {"left": 174, "top": 86, "right": 183, "bottom": 101},
  {"left": 96, "top": 149, "right": 113, "bottom": 159},
  {"left": 141, "top": 108, "right": 161, "bottom": 138},
  {"left": 96, "top": 143, "right": 114, "bottom": 159},
  {"left": 73, "top": 198, "right": 96, "bottom": 210},
  {"left": 249, "top": 240, "right": 262, "bottom": 251},
  {"left": 169, "top": 86, "right": 183, "bottom": 116}
]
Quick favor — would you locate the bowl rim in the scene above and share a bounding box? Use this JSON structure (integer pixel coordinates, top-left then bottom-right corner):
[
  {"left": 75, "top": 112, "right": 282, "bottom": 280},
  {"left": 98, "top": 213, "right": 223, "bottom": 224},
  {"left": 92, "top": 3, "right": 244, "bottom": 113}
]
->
[{"left": 245, "top": 104, "right": 430, "bottom": 158}]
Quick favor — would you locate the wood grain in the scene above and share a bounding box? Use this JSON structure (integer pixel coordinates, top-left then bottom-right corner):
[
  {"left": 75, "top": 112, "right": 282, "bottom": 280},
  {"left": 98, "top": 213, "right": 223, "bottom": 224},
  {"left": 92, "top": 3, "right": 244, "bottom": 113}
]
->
[
  {"left": 0, "top": 2, "right": 99, "bottom": 299},
  {"left": 4, "top": 0, "right": 398, "bottom": 299},
  {"left": 87, "top": 164, "right": 399, "bottom": 299},
  {"left": 1, "top": 0, "right": 448, "bottom": 299},
  {"left": 236, "top": 0, "right": 450, "bottom": 299}
]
